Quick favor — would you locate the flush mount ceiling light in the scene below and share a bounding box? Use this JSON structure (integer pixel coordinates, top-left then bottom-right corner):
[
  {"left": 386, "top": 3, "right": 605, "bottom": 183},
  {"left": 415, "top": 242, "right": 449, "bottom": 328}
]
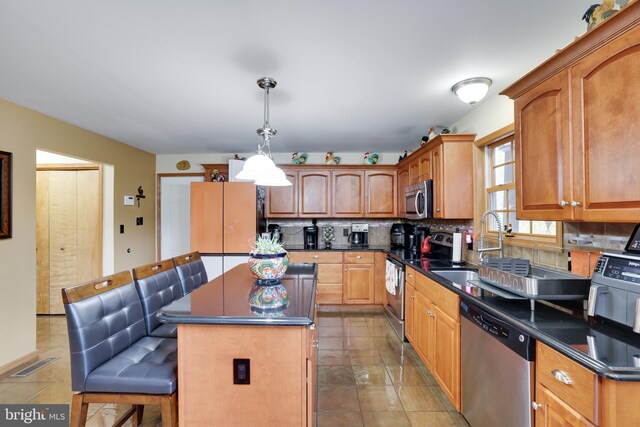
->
[
  {"left": 451, "top": 77, "right": 492, "bottom": 105},
  {"left": 235, "top": 77, "right": 291, "bottom": 186}
]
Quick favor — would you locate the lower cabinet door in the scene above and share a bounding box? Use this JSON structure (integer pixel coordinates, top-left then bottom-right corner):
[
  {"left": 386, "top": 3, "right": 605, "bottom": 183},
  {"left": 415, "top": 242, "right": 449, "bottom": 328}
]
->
[
  {"left": 414, "top": 292, "right": 433, "bottom": 368},
  {"left": 405, "top": 283, "right": 416, "bottom": 344},
  {"left": 433, "top": 305, "right": 460, "bottom": 411},
  {"left": 343, "top": 264, "right": 375, "bottom": 304},
  {"left": 535, "top": 385, "right": 596, "bottom": 427}
]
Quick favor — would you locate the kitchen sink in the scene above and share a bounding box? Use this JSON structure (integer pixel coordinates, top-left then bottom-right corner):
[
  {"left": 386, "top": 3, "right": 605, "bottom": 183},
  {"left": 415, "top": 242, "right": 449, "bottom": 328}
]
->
[{"left": 431, "top": 270, "right": 479, "bottom": 287}]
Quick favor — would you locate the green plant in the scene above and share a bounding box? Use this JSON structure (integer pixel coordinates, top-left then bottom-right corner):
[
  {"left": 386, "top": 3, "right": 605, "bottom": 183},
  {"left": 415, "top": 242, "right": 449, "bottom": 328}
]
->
[{"left": 251, "top": 235, "right": 287, "bottom": 255}]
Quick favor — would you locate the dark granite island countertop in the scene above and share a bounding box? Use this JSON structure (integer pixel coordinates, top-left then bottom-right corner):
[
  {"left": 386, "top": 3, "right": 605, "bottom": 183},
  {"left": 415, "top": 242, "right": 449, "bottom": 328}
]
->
[{"left": 157, "top": 263, "right": 318, "bottom": 326}]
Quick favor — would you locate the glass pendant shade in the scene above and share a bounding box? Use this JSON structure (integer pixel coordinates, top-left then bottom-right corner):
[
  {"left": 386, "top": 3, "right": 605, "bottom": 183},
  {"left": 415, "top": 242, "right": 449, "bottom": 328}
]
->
[
  {"left": 254, "top": 166, "right": 292, "bottom": 186},
  {"left": 235, "top": 154, "right": 275, "bottom": 181},
  {"left": 451, "top": 77, "right": 492, "bottom": 105}
]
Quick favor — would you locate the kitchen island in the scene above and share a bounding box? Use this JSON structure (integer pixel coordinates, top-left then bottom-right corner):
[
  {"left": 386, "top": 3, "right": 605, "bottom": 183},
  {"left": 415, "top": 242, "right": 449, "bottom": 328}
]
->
[{"left": 158, "top": 264, "right": 318, "bottom": 427}]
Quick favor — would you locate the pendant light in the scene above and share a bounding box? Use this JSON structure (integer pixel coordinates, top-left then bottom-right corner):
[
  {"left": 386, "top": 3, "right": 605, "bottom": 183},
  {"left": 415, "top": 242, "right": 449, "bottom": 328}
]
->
[
  {"left": 235, "top": 77, "right": 291, "bottom": 186},
  {"left": 451, "top": 77, "right": 492, "bottom": 105}
]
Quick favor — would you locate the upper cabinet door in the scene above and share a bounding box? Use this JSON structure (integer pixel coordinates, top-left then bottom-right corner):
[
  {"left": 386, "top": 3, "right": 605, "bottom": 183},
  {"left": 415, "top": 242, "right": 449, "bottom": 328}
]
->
[
  {"left": 409, "top": 159, "right": 421, "bottom": 184},
  {"left": 515, "top": 71, "right": 573, "bottom": 221},
  {"left": 266, "top": 171, "right": 298, "bottom": 217},
  {"left": 365, "top": 171, "right": 397, "bottom": 217},
  {"left": 331, "top": 170, "right": 365, "bottom": 217},
  {"left": 223, "top": 182, "right": 257, "bottom": 253},
  {"left": 397, "top": 166, "right": 409, "bottom": 217},
  {"left": 570, "top": 25, "right": 640, "bottom": 222},
  {"left": 419, "top": 153, "right": 432, "bottom": 181},
  {"left": 299, "top": 170, "right": 331, "bottom": 217},
  {"left": 431, "top": 145, "right": 444, "bottom": 218},
  {"left": 190, "top": 182, "right": 223, "bottom": 253}
]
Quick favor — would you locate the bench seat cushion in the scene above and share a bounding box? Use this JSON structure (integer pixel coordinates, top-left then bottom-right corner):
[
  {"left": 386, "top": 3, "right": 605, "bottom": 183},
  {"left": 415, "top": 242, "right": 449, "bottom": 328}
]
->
[
  {"left": 84, "top": 337, "right": 177, "bottom": 394},
  {"left": 150, "top": 323, "right": 177, "bottom": 339}
]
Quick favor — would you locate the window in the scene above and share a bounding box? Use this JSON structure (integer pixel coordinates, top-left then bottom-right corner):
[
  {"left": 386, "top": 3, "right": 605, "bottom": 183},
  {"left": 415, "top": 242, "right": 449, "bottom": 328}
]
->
[{"left": 482, "top": 130, "right": 560, "bottom": 246}]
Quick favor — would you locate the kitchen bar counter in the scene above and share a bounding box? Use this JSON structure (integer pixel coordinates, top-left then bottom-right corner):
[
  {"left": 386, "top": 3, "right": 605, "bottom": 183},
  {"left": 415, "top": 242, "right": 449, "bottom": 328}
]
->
[
  {"left": 157, "top": 263, "right": 317, "bottom": 326},
  {"left": 285, "top": 244, "right": 640, "bottom": 380}
]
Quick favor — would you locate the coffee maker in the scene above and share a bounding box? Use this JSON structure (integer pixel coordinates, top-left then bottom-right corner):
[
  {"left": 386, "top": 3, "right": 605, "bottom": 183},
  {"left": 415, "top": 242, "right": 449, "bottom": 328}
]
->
[
  {"left": 303, "top": 220, "right": 318, "bottom": 249},
  {"left": 267, "top": 224, "right": 282, "bottom": 243},
  {"left": 348, "top": 223, "right": 369, "bottom": 247},
  {"left": 408, "top": 225, "right": 430, "bottom": 258},
  {"left": 390, "top": 223, "right": 406, "bottom": 249}
]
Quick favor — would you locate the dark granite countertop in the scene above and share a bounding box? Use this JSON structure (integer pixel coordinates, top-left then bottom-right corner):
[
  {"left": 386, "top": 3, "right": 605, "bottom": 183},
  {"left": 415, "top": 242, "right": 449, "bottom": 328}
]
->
[
  {"left": 157, "top": 264, "right": 317, "bottom": 326},
  {"left": 286, "top": 245, "right": 640, "bottom": 380}
]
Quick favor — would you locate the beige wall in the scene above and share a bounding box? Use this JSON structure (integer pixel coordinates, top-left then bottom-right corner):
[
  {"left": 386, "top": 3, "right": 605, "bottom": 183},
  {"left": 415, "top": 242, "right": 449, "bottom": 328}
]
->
[
  {"left": 0, "top": 99, "right": 156, "bottom": 368},
  {"left": 450, "top": 94, "right": 514, "bottom": 140}
]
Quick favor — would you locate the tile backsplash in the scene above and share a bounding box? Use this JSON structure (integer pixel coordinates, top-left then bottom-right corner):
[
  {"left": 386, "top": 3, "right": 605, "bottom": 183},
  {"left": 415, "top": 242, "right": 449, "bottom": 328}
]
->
[{"left": 269, "top": 219, "right": 396, "bottom": 247}]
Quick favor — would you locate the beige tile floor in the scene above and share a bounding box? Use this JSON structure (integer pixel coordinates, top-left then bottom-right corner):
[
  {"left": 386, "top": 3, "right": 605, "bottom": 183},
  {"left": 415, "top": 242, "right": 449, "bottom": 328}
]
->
[
  {"left": 0, "top": 311, "right": 470, "bottom": 426},
  {"left": 316, "top": 308, "right": 470, "bottom": 427}
]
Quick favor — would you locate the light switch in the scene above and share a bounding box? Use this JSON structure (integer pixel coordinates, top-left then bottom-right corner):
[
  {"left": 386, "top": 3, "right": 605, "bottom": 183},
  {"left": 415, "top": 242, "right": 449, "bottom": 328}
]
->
[{"left": 124, "top": 196, "right": 135, "bottom": 206}]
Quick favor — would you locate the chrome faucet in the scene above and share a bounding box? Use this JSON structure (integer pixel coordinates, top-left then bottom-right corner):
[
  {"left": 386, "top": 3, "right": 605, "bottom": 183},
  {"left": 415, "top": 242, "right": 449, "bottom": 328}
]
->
[{"left": 478, "top": 209, "right": 504, "bottom": 262}]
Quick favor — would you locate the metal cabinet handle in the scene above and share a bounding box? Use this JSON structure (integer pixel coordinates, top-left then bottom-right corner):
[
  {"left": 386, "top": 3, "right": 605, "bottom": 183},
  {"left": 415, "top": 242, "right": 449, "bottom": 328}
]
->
[
  {"left": 532, "top": 402, "right": 542, "bottom": 410},
  {"left": 560, "top": 200, "right": 569, "bottom": 207},
  {"left": 436, "top": 208, "right": 441, "bottom": 212},
  {"left": 571, "top": 201, "right": 581, "bottom": 208},
  {"left": 313, "top": 255, "right": 319, "bottom": 259},
  {"left": 551, "top": 369, "right": 572, "bottom": 385},
  {"left": 356, "top": 256, "right": 363, "bottom": 259}
]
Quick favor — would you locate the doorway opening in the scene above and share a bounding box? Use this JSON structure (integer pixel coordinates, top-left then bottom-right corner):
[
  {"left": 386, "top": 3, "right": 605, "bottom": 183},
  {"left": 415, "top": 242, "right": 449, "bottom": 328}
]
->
[{"left": 35, "top": 150, "right": 114, "bottom": 314}]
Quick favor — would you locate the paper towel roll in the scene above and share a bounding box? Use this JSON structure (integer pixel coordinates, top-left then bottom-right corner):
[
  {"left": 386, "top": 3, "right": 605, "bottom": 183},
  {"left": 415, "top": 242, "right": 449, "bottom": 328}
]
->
[{"left": 452, "top": 233, "right": 462, "bottom": 263}]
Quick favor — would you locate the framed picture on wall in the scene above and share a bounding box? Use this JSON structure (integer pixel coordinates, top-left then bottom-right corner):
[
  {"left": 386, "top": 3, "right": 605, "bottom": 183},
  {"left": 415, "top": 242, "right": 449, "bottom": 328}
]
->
[{"left": 0, "top": 150, "right": 12, "bottom": 239}]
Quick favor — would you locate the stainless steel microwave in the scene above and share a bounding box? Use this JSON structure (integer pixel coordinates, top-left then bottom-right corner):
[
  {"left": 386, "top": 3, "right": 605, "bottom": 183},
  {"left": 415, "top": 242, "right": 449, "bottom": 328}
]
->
[{"left": 405, "top": 180, "right": 433, "bottom": 219}]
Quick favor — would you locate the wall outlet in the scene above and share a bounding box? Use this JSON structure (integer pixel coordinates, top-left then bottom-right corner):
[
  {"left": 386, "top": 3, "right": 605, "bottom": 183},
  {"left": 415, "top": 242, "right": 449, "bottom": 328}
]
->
[
  {"left": 233, "top": 359, "right": 250, "bottom": 384},
  {"left": 343, "top": 228, "right": 349, "bottom": 237}
]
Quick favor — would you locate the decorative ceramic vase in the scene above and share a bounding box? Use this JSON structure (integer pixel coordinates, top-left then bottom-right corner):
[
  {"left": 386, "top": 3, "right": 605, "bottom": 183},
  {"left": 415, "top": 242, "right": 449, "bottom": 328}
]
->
[
  {"left": 248, "top": 282, "right": 289, "bottom": 311},
  {"left": 248, "top": 253, "right": 289, "bottom": 280}
]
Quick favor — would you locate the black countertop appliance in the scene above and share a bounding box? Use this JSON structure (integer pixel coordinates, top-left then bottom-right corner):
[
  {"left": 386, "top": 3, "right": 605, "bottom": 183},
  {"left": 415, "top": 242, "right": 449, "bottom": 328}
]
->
[
  {"left": 408, "top": 225, "right": 430, "bottom": 258},
  {"left": 390, "top": 223, "right": 406, "bottom": 249},
  {"left": 267, "top": 224, "right": 282, "bottom": 243},
  {"left": 303, "top": 220, "right": 319, "bottom": 249}
]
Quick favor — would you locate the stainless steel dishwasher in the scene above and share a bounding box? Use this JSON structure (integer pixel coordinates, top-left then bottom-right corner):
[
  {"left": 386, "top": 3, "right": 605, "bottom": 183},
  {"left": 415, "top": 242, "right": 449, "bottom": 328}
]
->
[{"left": 460, "top": 300, "right": 535, "bottom": 427}]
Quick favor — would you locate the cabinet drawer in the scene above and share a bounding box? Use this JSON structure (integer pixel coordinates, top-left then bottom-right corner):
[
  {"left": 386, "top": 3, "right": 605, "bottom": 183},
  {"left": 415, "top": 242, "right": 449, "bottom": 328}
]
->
[
  {"left": 537, "top": 342, "right": 597, "bottom": 423},
  {"left": 344, "top": 252, "right": 374, "bottom": 264},
  {"left": 289, "top": 251, "right": 343, "bottom": 264},
  {"left": 318, "top": 264, "right": 343, "bottom": 284},
  {"left": 317, "top": 284, "right": 343, "bottom": 304},
  {"left": 415, "top": 273, "right": 459, "bottom": 321},
  {"left": 405, "top": 267, "right": 417, "bottom": 286}
]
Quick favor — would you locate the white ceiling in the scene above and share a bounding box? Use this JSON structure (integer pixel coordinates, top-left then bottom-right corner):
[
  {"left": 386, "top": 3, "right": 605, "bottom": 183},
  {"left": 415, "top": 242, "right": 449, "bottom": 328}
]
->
[{"left": 0, "top": 1, "right": 588, "bottom": 154}]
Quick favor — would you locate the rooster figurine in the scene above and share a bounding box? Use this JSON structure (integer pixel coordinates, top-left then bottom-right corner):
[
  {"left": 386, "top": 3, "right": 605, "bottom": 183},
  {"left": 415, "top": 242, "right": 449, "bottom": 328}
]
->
[
  {"left": 325, "top": 152, "right": 341, "bottom": 165},
  {"left": 364, "top": 152, "right": 379, "bottom": 165},
  {"left": 291, "top": 152, "right": 308, "bottom": 165},
  {"left": 584, "top": 0, "right": 617, "bottom": 28}
]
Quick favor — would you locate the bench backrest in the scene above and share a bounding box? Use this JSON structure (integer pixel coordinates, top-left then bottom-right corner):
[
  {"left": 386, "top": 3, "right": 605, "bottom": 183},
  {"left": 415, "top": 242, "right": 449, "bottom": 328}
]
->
[
  {"left": 133, "top": 259, "right": 183, "bottom": 335},
  {"left": 173, "top": 251, "right": 208, "bottom": 294},
  {"left": 62, "top": 271, "right": 146, "bottom": 391}
]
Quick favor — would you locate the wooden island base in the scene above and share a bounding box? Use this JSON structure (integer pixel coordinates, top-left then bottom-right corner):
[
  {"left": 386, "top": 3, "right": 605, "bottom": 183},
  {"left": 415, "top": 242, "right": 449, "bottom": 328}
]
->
[{"left": 177, "top": 324, "right": 317, "bottom": 427}]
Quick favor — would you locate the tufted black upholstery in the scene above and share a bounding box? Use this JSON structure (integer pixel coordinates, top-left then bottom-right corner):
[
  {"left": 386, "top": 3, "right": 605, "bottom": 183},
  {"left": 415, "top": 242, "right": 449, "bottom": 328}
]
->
[
  {"left": 134, "top": 266, "right": 183, "bottom": 338},
  {"left": 64, "top": 274, "right": 177, "bottom": 395},
  {"left": 174, "top": 255, "right": 208, "bottom": 295}
]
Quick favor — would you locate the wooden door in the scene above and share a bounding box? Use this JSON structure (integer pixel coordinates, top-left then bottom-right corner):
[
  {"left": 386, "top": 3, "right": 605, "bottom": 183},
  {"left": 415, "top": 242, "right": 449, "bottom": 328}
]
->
[
  {"left": 266, "top": 170, "right": 298, "bottom": 217},
  {"left": 299, "top": 171, "right": 331, "bottom": 217},
  {"left": 342, "top": 264, "right": 374, "bottom": 304},
  {"left": 405, "top": 283, "right": 416, "bottom": 344},
  {"left": 39, "top": 168, "right": 102, "bottom": 314},
  {"left": 414, "top": 292, "right": 433, "bottom": 368},
  {"left": 570, "top": 26, "right": 640, "bottom": 222},
  {"left": 365, "top": 171, "right": 397, "bottom": 217},
  {"left": 441, "top": 141, "right": 474, "bottom": 219},
  {"left": 431, "top": 145, "right": 444, "bottom": 218},
  {"left": 419, "top": 152, "right": 432, "bottom": 181},
  {"left": 515, "top": 70, "right": 572, "bottom": 220},
  {"left": 190, "top": 182, "right": 223, "bottom": 253},
  {"left": 331, "top": 170, "right": 365, "bottom": 218},
  {"left": 409, "top": 159, "right": 420, "bottom": 184},
  {"left": 433, "top": 305, "right": 460, "bottom": 411},
  {"left": 397, "top": 166, "right": 409, "bottom": 217},
  {"left": 535, "top": 385, "right": 596, "bottom": 427},
  {"left": 223, "top": 182, "right": 257, "bottom": 253}
]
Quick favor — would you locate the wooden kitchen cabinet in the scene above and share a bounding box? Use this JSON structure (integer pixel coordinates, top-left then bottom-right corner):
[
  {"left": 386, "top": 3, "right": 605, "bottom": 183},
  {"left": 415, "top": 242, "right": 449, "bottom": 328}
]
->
[
  {"left": 365, "top": 170, "right": 397, "bottom": 217},
  {"left": 431, "top": 136, "right": 474, "bottom": 219},
  {"left": 332, "top": 170, "right": 365, "bottom": 217},
  {"left": 419, "top": 152, "right": 432, "bottom": 181},
  {"left": 343, "top": 263, "right": 375, "bottom": 304},
  {"left": 299, "top": 170, "right": 331, "bottom": 217},
  {"left": 431, "top": 144, "right": 443, "bottom": 218},
  {"left": 409, "top": 158, "right": 420, "bottom": 184},
  {"left": 265, "top": 170, "right": 298, "bottom": 217},
  {"left": 502, "top": 4, "right": 640, "bottom": 222},
  {"left": 191, "top": 182, "right": 256, "bottom": 254},
  {"left": 536, "top": 384, "right": 596, "bottom": 427},
  {"left": 289, "top": 251, "right": 343, "bottom": 304},
  {"left": 432, "top": 304, "right": 460, "bottom": 409}
]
